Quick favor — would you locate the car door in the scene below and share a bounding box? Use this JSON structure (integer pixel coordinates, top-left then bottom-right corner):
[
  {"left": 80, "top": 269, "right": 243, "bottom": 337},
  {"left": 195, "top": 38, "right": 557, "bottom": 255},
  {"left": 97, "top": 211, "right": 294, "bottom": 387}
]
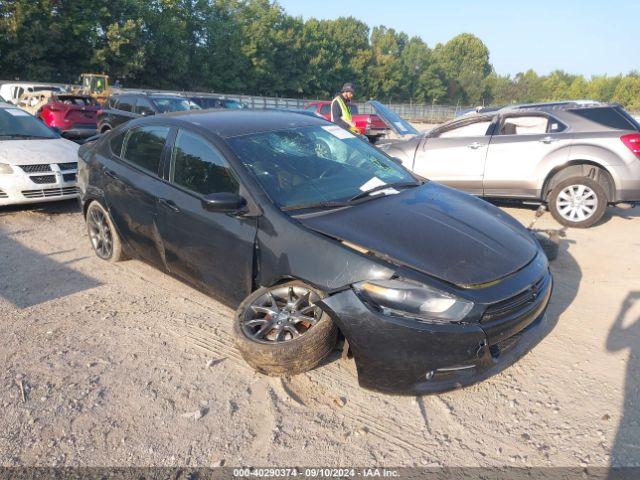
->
[
  {"left": 483, "top": 113, "right": 572, "bottom": 198},
  {"left": 102, "top": 124, "right": 170, "bottom": 267},
  {"left": 413, "top": 116, "right": 494, "bottom": 194},
  {"left": 110, "top": 95, "right": 139, "bottom": 128},
  {"left": 155, "top": 128, "right": 257, "bottom": 306}
]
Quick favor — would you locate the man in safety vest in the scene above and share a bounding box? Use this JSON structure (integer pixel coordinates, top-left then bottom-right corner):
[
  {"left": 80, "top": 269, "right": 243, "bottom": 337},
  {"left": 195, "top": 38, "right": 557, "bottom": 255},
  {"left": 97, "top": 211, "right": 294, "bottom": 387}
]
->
[{"left": 331, "top": 83, "right": 359, "bottom": 134}]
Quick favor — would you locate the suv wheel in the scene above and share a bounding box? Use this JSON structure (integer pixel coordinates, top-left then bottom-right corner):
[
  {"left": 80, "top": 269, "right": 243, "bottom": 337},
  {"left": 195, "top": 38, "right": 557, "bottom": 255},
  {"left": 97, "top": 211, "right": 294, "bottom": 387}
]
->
[
  {"left": 548, "top": 177, "right": 607, "bottom": 228},
  {"left": 86, "top": 201, "right": 125, "bottom": 262},
  {"left": 233, "top": 281, "right": 338, "bottom": 376}
]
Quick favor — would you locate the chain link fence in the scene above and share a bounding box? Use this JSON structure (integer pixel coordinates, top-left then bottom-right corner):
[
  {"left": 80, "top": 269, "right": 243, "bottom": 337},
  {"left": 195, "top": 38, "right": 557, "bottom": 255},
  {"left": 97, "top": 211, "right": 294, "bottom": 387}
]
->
[{"left": 1, "top": 80, "right": 467, "bottom": 122}]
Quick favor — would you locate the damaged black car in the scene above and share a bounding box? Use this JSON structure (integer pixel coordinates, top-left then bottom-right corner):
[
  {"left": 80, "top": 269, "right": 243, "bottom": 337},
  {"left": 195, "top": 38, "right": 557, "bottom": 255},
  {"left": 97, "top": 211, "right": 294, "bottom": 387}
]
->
[{"left": 77, "top": 110, "right": 553, "bottom": 395}]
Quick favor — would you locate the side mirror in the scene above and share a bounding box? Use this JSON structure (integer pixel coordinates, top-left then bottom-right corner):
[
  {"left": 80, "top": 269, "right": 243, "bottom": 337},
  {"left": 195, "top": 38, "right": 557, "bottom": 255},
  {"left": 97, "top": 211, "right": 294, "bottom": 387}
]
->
[
  {"left": 50, "top": 126, "right": 62, "bottom": 136},
  {"left": 201, "top": 192, "right": 247, "bottom": 213}
]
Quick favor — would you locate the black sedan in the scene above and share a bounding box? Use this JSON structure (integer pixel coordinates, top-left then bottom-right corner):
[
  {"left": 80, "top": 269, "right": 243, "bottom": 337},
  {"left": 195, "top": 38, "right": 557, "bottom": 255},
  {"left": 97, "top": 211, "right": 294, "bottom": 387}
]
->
[{"left": 77, "top": 110, "right": 553, "bottom": 395}]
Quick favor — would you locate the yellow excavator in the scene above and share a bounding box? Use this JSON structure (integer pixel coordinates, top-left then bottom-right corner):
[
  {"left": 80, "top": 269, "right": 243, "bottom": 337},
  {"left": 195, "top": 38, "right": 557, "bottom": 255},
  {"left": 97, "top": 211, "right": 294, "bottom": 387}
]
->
[{"left": 76, "top": 74, "right": 111, "bottom": 105}]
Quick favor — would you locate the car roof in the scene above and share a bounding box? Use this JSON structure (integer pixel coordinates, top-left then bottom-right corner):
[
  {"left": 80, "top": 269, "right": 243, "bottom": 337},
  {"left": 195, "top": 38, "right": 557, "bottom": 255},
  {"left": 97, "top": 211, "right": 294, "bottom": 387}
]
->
[
  {"left": 113, "top": 92, "right": 185, "bottom": 99},
  {"left": 139, "top": 109, "right": 328, "bottom": 138}
]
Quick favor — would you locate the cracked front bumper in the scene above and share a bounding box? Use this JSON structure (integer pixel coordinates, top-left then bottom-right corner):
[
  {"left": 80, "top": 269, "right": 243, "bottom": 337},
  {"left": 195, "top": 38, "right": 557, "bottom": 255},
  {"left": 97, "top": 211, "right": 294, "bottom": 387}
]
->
[{"left": 321, "top": 261, "right": 553, "bottom": 395}]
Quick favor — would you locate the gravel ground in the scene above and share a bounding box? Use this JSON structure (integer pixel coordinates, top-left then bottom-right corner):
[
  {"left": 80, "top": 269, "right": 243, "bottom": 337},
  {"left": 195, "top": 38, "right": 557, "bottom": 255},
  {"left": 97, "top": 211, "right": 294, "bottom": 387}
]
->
[{"left": 0, "top": 199, "right": 639, "bottom": 468}]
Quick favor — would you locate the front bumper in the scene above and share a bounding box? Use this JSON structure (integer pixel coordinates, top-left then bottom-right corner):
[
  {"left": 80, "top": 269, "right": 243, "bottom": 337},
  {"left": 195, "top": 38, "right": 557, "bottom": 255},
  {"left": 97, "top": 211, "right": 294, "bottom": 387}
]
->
[
  {"left": 0, "top": 169, "right": 78, "bottom": 206},
  {"left": 321, "top": 261, "right": 553, "bottom": 395},
  {"left": 61, "top": 126, "right": 98, "bottom": 139}
]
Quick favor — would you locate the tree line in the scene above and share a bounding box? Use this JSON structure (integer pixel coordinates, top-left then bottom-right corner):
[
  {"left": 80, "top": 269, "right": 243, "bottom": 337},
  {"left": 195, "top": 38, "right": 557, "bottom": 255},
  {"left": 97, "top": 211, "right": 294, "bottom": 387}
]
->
[{"left": 1, "top": 0, "right": 639, "bottom": 109}]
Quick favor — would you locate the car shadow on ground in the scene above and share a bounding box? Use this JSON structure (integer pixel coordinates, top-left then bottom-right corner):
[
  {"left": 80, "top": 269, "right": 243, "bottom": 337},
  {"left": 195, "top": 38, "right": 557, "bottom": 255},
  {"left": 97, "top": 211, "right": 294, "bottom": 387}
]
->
[
  {"left": 0, "top": 198, "right": 80, "bottom": 217},
  {"left": 607, "top": 291, "right": 640, "bottom": 470},
  {"left": 488, "top": 199, "right": 640, "bottom": 227},
  {"left": 0, "top": 201, "right": 98, "bottom": 309}
]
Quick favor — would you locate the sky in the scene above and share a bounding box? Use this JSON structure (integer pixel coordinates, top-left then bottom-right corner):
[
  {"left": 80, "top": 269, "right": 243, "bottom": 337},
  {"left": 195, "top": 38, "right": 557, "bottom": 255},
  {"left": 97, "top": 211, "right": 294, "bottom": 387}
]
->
[{"left": 277, "top": 0, "right": 637, "bottom": 77}]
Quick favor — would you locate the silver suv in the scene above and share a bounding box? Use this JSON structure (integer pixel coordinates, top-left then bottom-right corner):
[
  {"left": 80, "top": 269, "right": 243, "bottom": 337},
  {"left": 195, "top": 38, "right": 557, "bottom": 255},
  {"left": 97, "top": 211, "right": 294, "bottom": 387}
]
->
[{"left": 381, "top": 102, "right": 640, "bottom": 228}]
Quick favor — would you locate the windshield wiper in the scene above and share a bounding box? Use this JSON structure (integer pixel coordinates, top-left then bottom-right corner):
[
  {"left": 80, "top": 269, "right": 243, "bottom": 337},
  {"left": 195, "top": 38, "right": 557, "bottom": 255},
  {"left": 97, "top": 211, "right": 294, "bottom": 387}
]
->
[
  {"left": 282, "top": 200, "right": 350, "bottom": 212},
  {"left": 349, "top": 181, "right": 421, "bottom": 202},
  {"left": 282, "top": 181, "right": 422, "bottom": 212}
]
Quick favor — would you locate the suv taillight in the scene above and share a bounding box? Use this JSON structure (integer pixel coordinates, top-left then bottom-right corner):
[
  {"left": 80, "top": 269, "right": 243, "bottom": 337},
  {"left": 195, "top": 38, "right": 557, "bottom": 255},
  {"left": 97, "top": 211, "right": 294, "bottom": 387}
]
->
[{"left": 621, "top": 133, "right": 640, "bottom": 158}]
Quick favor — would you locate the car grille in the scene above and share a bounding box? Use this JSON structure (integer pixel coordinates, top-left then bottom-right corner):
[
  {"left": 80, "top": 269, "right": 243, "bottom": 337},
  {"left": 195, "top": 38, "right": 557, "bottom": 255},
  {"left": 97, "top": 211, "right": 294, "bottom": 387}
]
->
[
  {"left": 18, "top": 164, "right": 51, "bottom": 173},
  {"left": 63, "top": 173, "right": 76, "bottom": 182},
  {"left": 30, "top": 175, "right": 57, "bottom": 184},
  {"left": 0, "top": 189, "right": 7, "bottom": 199},
  {"left": 58, "top": 162, "right": 78, "bottom": 171},
  {"left": 21, "top": 187, "right": 78, "bottom": 199},
  {"left": 481, "top": 275, "right": 549, "bottom": 323}
]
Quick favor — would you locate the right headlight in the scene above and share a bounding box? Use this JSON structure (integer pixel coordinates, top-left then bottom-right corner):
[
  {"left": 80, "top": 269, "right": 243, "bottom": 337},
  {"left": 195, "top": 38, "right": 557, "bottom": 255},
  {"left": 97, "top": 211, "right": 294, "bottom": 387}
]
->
[
  {"left": 353, "top": 278, "right": 474, "bottom": 324},
  {"left": 0, "top": 163, "right": 14, "bottom": 174}
]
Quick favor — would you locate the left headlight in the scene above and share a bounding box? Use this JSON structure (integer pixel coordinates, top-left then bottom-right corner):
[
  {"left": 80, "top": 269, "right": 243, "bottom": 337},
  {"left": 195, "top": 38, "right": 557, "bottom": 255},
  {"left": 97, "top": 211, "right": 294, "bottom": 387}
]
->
[
  {"left": 353, "top": 278, "right": 474, "bottom": 324},
  {"left": 0, "top": 163, "right": 14, "bottom": 174}
]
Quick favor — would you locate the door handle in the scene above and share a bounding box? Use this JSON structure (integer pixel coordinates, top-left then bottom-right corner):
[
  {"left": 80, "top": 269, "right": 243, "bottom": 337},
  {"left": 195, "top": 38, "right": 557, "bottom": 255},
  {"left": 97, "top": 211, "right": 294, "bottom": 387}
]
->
[
  {"left": 540, "top": 136, "right": 556, "bottom": 144},
  {"left": 104, "top": 169, "right": 119, "bottom": 180},
  {"left": 468, "top": 142, "right": 483, "bottom": 149},
  {"left": 159, "top": 198, "right": 180, "bottom": 213}
]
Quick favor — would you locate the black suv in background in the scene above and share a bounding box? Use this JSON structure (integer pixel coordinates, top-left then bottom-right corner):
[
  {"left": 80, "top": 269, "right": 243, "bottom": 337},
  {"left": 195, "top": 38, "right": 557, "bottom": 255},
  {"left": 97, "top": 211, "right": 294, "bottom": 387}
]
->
[
  {"left": 97, "top": 93, "right": 199, "bottom": 133},
  {"left": 187, "top": 95, "right": 247, "bottom": 110}
]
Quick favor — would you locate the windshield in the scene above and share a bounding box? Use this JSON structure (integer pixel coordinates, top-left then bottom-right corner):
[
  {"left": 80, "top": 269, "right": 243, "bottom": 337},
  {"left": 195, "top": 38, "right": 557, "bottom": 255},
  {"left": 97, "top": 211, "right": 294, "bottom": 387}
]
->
[
  {"left": 152, "top": 97, "right": 200, "bottom": 113},
  {"left": 0, "top": 108, "right": 57, "bottom": 139},
  {"left": 228, "top": 125, "right": 416, "bottom": 209}
]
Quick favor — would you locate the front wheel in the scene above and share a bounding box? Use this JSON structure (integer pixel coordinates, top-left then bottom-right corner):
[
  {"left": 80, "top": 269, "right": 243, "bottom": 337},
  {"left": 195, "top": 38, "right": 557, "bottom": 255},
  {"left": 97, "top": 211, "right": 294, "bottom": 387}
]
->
[
  {"left": 85, "top": 201, "right": 125, "bottom": 262},
  {"left": 233, "top": 281, "right": 338, "bottom": 376},
  {"left": 548, "top": 177, "right": 607, "bottom": 228}
]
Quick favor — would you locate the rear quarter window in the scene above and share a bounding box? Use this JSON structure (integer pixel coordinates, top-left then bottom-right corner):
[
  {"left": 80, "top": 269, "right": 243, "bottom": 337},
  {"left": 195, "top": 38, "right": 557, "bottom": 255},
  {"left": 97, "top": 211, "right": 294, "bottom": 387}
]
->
[{"left": 570, "top": 107, "right": 638, "bottom": 131}]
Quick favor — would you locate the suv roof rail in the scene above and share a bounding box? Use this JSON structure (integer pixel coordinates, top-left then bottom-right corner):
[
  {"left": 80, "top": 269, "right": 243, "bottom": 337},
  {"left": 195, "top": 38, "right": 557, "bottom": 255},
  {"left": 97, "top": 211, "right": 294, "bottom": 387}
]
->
[{"left": 501, "top": 100, "right": 606, "bottom": 112}]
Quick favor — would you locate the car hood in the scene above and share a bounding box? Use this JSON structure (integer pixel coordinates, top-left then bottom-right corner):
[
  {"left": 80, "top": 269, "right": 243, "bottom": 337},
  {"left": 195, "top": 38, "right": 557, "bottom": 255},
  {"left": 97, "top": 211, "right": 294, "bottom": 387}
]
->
[
  {"left": 296, "top": 182, "right": 539, "bottom": 287},
  {"left": 0, "top": 138, "right": 79, "bottom": 165}
]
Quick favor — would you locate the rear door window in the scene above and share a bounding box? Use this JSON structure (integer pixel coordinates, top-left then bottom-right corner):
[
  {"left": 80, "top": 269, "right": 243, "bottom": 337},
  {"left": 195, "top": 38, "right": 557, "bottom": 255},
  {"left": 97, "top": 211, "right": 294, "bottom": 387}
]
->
[
  {"left": 136, "top": 98, "right": 155, "bottom": 116},
  {"left": 170, "top": 129, "right": 238, "bottom": 195},
  {"left": 109, "top": 130, "right": 126, "bottom": 157},
  {"left": 498, "top": 116, "right": 549, "bottom": 135},
  {"left": 116, "top": 97, "right": 134, "bottom": 112},
  {"left": 122, "top": 126, "right": 170, "bottom": 174}
]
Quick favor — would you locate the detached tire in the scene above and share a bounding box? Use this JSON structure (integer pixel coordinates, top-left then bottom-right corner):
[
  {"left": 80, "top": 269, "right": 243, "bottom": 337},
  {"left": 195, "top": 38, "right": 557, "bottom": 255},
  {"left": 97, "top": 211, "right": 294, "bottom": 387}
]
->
[
  {"left": 548, "top": 176, "right": 607, "bottom": 228},
  {"left": 233, "top": 281, "right": 338, "bottom": 376},
  {"left": 85, "top": 201, "right": 126, "bottom": 262}
]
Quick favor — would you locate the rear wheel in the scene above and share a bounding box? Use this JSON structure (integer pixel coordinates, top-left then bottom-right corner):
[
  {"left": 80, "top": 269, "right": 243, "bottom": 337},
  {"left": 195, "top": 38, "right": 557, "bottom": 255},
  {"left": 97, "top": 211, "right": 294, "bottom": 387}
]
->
[
  {"left": 233, "top": 281, "right": 338, "bottom": 376},
  {"left": 85, "top": 201, "right": 125, "bottom": 262},
  {"left": 548, "top": 177, "right": 607, "bottom": 228}
]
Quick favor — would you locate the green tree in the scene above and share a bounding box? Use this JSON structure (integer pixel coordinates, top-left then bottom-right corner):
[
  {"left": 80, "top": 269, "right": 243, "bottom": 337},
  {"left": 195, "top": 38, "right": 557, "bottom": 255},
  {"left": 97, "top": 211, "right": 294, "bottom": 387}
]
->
[
  {"left": 434, "top": 33, "right": 492, "bottom": 104},
  {"left": 367, "top": 26, "right": 407, "bottom": 100},
  {"left": 612, "top": 74, "right": 640, "bottom": 110}
]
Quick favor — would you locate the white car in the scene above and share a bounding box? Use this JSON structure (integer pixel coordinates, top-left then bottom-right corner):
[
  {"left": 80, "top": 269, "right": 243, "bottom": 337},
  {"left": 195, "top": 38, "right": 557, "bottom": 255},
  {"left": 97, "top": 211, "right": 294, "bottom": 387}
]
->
[
  {"left": 0, "top": 103, "right": 79, "bottom": 206},
  {"left": 0, "top": 83, "right": 65, "bottom": 105}
]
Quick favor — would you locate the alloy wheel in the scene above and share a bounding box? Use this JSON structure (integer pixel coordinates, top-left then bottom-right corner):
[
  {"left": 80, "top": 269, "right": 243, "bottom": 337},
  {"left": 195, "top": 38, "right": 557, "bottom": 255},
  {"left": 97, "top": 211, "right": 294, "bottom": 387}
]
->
[
  {"left": 87, "top": 206, "right": 113, "bottom": 259},
  {"left": 240, "top": 285, "right": 322, "bottom": 344},
  {"left": 555, "top": 184, "right": 598, "bottom": 223}
]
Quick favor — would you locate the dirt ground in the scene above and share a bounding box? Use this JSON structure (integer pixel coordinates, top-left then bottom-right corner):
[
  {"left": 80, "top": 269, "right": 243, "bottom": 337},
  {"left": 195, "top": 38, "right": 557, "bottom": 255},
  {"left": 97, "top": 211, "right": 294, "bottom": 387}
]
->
[{"left": 0, "top": 199, "right": 639, "bottom": 468}]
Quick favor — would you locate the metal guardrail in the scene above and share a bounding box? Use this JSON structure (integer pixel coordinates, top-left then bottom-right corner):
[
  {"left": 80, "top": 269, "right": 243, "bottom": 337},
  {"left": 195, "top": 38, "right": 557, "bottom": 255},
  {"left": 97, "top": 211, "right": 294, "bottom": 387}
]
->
[{"left": 0, "top": 79, "right": 466, "bottom": 122}]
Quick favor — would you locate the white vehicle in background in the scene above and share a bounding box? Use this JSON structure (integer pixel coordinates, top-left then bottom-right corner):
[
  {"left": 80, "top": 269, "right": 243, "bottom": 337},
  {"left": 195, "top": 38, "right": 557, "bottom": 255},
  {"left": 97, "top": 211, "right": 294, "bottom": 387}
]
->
[
  {"left": 0, "top": 102, "right": 79, "bottom": 206},
  {"left": 0, "top": 83, "right": 66, "bottom": 105}
]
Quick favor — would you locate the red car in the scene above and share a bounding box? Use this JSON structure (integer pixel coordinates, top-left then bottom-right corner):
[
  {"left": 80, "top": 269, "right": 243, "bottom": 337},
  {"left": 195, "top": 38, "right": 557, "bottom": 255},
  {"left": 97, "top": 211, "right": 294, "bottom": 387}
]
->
[
  {"left": 305, "top": 101, "right": 390, "bottom": 143},
  {"left": 38, "top": 94, "right": 100, "bottom": 139}
]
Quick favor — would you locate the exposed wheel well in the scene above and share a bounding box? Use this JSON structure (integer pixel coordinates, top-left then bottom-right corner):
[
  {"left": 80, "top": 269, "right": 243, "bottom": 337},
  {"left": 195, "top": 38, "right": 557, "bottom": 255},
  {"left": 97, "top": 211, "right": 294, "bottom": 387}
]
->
[{"left": 542, "top": 162, "right": 615, "bottom": 202}]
